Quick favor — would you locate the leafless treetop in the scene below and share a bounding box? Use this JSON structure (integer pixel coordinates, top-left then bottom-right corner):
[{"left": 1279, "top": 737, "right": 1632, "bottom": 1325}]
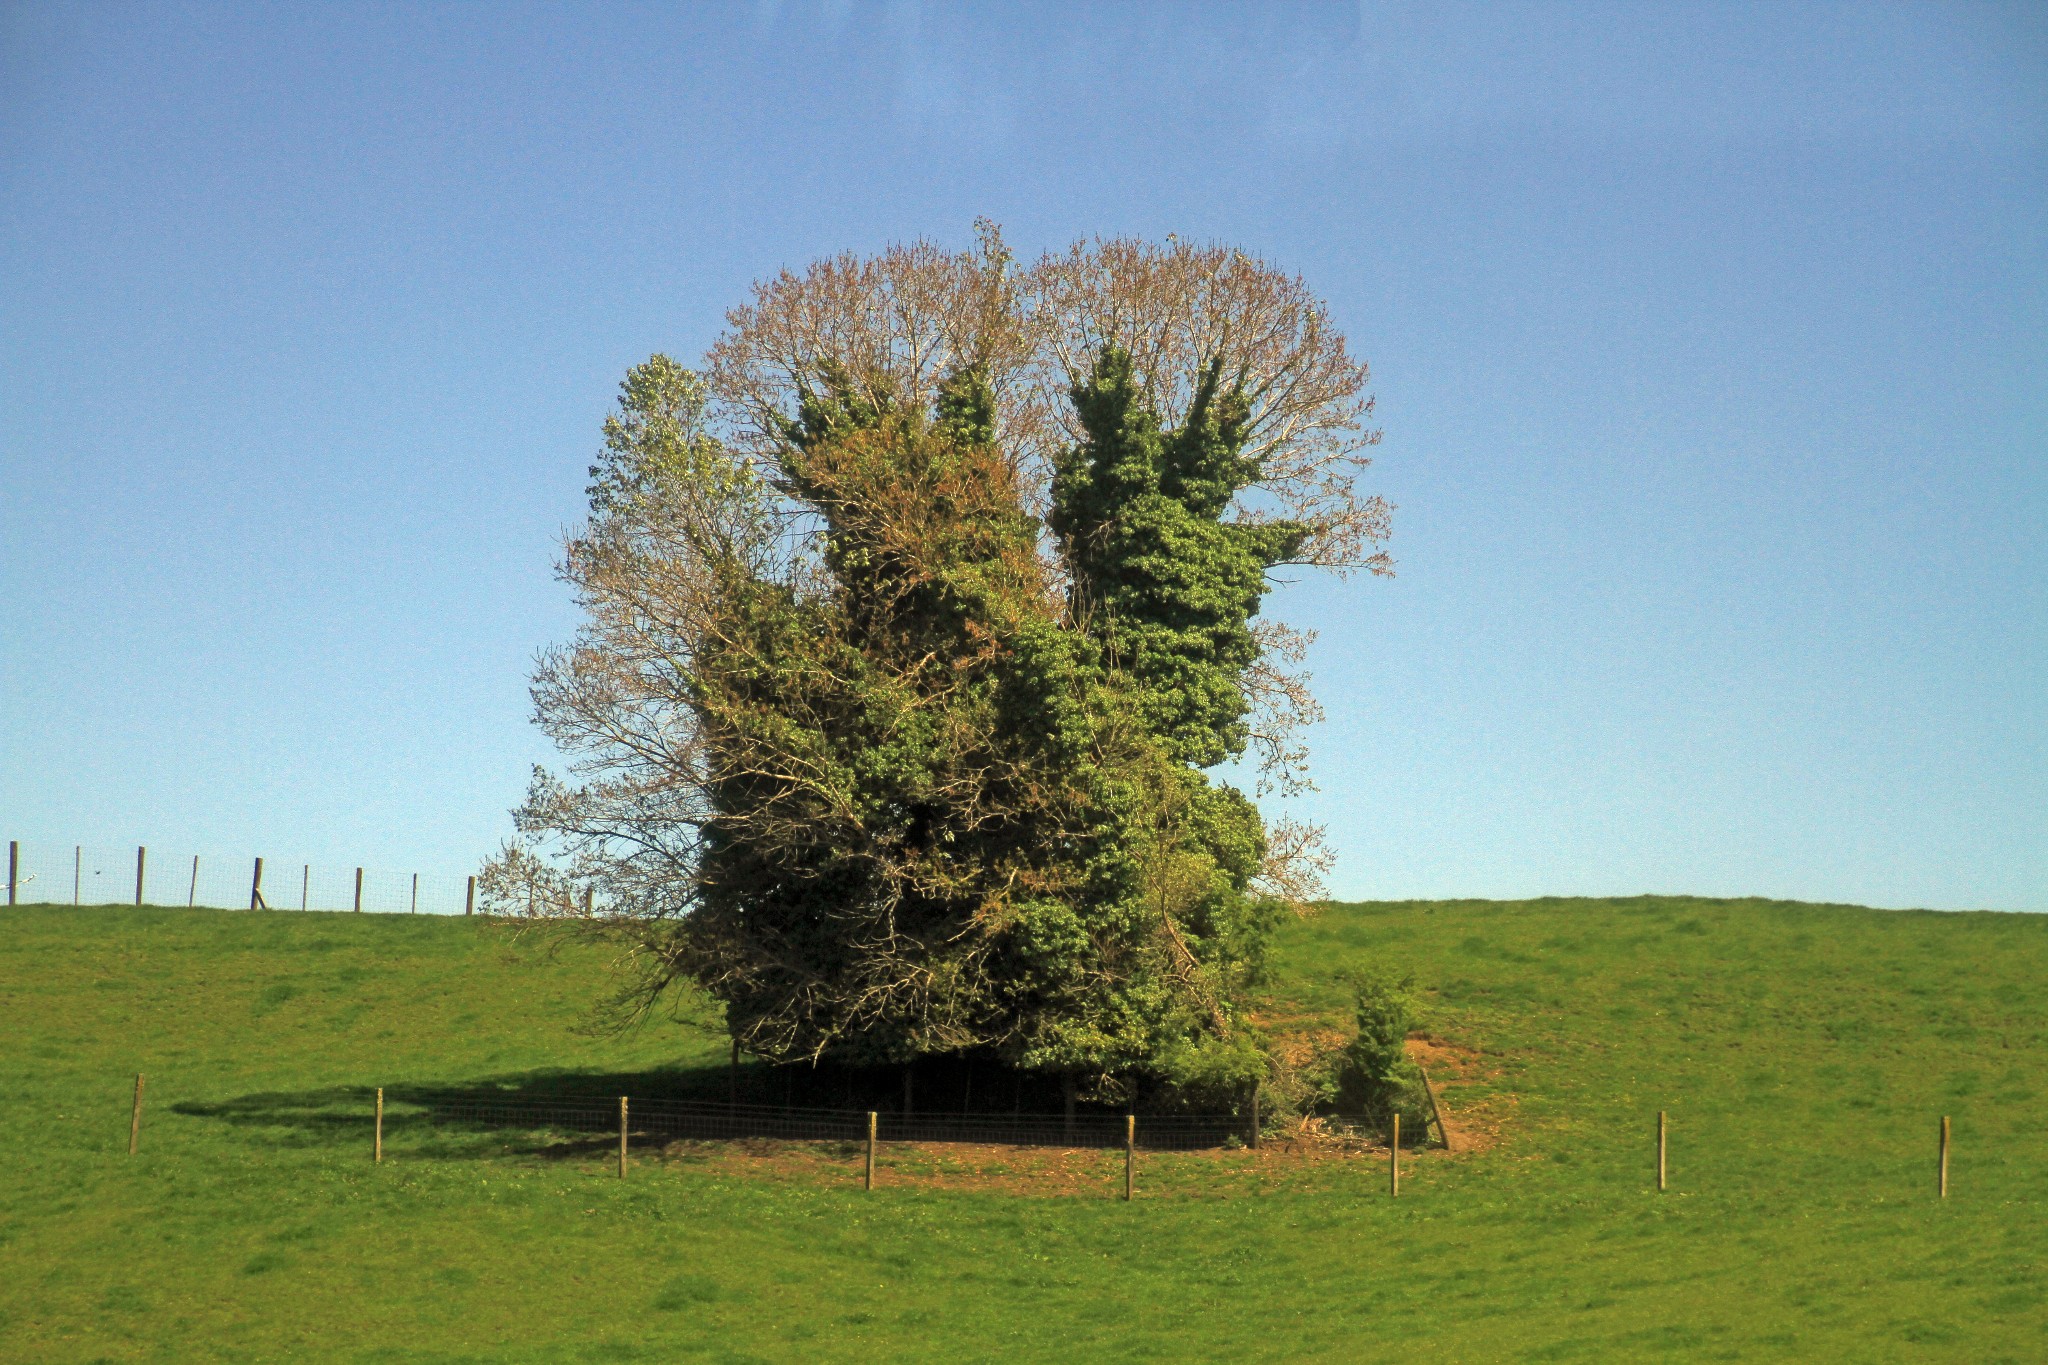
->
[{"left": 707, "top": 222, "right": 1392, "bottom": 574}]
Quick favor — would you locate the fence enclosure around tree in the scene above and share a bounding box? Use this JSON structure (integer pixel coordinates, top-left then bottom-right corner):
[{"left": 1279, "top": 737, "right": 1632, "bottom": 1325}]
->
[
  {"left": 156, "top": 1052, "right": 1449, "bottom": 1157},
  {"left": 6, "top": 840, "right": 476, "bottom": 916},
  {"left": 156, "top": 1080, "right": 1441, "bottom": 1199},
  {"left": 401, "top": 1093, "right": 1259, "bottom": 1152}
]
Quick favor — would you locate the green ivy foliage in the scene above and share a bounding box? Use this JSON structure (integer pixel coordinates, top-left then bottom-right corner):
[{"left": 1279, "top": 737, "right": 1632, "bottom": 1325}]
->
[{"left": 583, "top": 348, "right": 1305, "bottom": 1106}]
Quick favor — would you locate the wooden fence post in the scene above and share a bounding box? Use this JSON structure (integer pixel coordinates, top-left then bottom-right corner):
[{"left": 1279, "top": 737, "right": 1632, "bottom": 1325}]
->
[
  {"left": 465, "top": 876, "right": 475, "bottom": 916},
  {"left": 7, "top": 840, "right": 16, "bottom": 906},
  {"left": 1939, "top": 1115, "right": 1950, "bottom": 1199},
  {"left": 1124, "top": 1115, "right": 1135, "bottom": 1201},
  {"left": 135, "top": 846, "right": 146, "bottom": 906},
  {"left": 353, "top": 868, "right": 363, "bottom": 913},
  {"left": 618, "top": 1096, "right": 629, "bottom": 1178},
  {"left": 249, "top": 858, "right": 264, "bottom": 910},
  {"left": 410, "top": 873, "right": 418, "bottom": 915},
  {"left": 1390, "top": 1113, "right": 1400, "bottom": 1197},
  {"left": 1658, "top": 1110, "right": 1668, "bottom": 1192},
  {"left": 301, "top": 865, "right": 308, "bottom": 911},
  {"left": 374, "top": 1087, "right": 383, "bottom": 1163},
  {"left": 865, "top": 1111, "right": 877, "bottom": 1190},
  {"left": 1419, "top": 1062, "right": 1450, "bottom": 1150},
  {"left": 188, "top": 855, "right": 198, "bottom": 908},
  {"left": 128, "top": 1073, "right": 145, "bottom": 1154},
  {"left": 1249, "top": 1086, "right": 1260, "bottom": 1150}
]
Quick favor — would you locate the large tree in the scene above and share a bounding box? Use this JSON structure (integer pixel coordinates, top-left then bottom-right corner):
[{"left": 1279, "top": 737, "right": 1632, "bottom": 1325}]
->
[{"left": 489, "top": 227, "right": 1388, "bottom": 1107}]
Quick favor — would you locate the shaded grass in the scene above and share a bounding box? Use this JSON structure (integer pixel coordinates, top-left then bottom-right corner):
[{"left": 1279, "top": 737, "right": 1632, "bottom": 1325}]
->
[{"left": 1, "top": 897, "right": 2043, "bottom": 1361}]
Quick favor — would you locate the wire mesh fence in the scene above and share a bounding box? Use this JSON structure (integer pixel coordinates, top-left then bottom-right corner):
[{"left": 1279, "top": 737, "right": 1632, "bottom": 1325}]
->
[
  {"left": 171, "top": 1072, "right": 1432, "bottom": 1158},
  {"left": 5, "top": 839, "right": 476, "bottom": 915},
  {"left": 405, "top": 1094, "right": 1261, "bottom": 1151}
]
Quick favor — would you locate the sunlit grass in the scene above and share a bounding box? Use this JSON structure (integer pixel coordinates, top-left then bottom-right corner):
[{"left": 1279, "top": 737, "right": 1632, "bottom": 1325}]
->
[{"left": 2, "top": 898, "right": 2042, "bottom": 1361}]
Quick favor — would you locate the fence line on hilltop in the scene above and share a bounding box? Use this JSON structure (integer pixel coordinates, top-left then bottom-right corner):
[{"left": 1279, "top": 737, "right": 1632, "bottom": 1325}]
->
[{"left": 5, "top": 838, "right": 480, "bottom": 916}]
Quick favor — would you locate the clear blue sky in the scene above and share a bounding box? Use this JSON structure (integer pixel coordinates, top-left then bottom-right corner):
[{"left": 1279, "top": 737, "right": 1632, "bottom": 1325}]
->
[{"left": 3, "top": 2, "right": 2042, "bottom": 909}]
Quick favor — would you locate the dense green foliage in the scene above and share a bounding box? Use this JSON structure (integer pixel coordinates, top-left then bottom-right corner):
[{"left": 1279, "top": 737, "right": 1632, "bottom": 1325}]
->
[
  {"left": 683, "top": 360, "right": 1123, "bottom": 1073},
  {"left": 5, "top": 897, "right": 2043, "bottom": 1361},
  {"left": 1322, "top": 971, "right": 1434, "bottom": 1141},
  {"left": 1053, "top": 348, "right": 1304, "bottom": 770},
  {"left": 556, "top": 351, "right": 1294, "bottom": 1104}
]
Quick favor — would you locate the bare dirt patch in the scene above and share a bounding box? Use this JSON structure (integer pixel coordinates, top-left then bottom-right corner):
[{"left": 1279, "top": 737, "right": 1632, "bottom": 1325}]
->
[
  {"left": 611, "top": 1031, "right": 1518, "bottom": 1195},
  {"left": 642, "top": 1130, "right": 1433, "bottom": 1198},
  {"left": 1407, "top": 1032, "right": 1510, "bottom": 1153},
  {"left": 1253, "top": 1008, "right": 1517, "bottom": 1157},
  {"left": 654, "top": 1136, "right": 1139, "bottom": 1198}
]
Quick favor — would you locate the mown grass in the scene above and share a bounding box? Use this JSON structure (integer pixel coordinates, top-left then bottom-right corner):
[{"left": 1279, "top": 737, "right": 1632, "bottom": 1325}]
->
[{"left": 1, "top": 897, "right": 2042, "bottom": 1362}]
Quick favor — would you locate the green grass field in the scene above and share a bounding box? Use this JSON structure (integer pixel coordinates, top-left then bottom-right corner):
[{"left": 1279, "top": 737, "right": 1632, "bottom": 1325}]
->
[{"left": 2, "top": 897, "right": 2043, "bottom": 1362}]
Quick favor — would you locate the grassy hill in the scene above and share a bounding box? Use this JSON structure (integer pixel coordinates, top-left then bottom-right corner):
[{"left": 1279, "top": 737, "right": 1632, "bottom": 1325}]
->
[{"left": 1, "top": 897, "right": 2042, "bottom": 1362}]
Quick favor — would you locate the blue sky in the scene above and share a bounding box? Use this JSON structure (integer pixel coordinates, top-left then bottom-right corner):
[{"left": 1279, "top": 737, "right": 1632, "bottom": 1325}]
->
[{"left": 2, "top": 2, "right": 2042, "bottom": 909}]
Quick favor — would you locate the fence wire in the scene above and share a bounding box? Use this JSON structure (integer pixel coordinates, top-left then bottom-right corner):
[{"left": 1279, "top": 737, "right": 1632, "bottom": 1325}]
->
[
  {"left": 393, "top": 1093, "right": 1260, "bottom": 1151},
  {"left": 5, "top": 840, "right": 475, "bottom": 915}
]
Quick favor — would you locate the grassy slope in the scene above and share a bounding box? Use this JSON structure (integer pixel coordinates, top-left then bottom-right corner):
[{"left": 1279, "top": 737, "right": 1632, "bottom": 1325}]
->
[{"left": 1, "top": 898, "right": 2042, "bottom": 1363}]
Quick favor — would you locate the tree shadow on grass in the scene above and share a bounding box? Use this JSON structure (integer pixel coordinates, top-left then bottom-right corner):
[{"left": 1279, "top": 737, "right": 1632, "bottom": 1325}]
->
[
  {"left": 172, "top": 1064, "right": 749, "bottom": 1160},
  {"left": 171, "top": 1059, "right": 1251, "bottom": 1156}
]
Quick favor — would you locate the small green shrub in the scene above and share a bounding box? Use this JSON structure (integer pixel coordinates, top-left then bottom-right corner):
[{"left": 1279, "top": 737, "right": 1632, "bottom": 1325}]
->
[{"left": 1330, "top": 970, "right": 1433, "bottom": 1145}]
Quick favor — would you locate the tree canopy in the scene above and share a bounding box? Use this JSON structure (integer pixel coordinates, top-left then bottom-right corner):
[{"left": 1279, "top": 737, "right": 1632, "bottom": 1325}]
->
[{"left": 489, "top": 227, "right": 1388, "bottom": 1108}]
